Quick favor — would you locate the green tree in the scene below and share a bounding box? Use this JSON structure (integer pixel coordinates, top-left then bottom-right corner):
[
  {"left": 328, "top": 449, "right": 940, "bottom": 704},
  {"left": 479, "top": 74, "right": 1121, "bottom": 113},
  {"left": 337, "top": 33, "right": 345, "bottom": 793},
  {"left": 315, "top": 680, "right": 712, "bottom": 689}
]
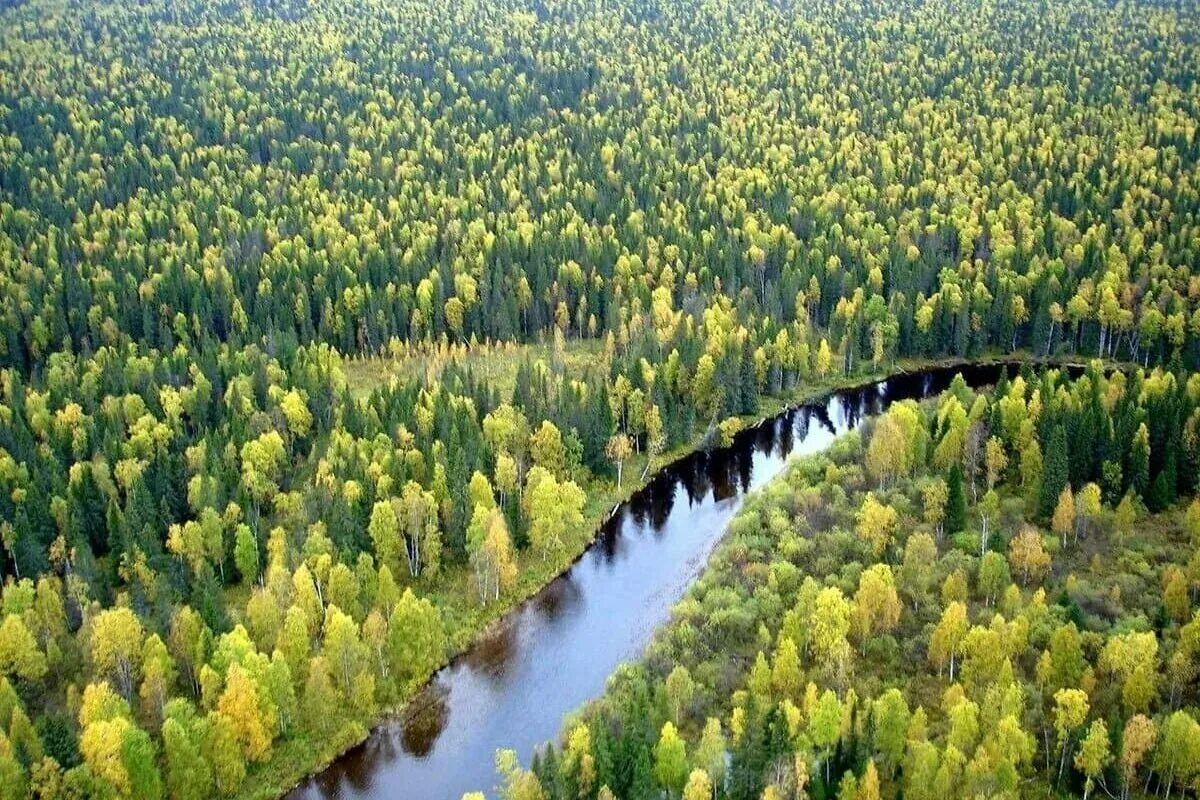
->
[
  {"left": 200, "top": 711, "right": 245, "bottom": 797},
  {"left": 771, "top": 637, "right": 803, "bottom": 703},
  {"left": 368, "top": 499, "right": 401, "bottom": 575},
  {"left": 395, "top": 481, "right": 441, "bottom": 578},
  {"left": 322, "top": 606, "right": 367, "bottom": 703},
  {"left": 809, "top": 690, "right": 842, "bottom": 785},
  {"left": 300, "top": 657, "right": 339, "bottom": 739},
  {"left": 233, "top": 525, "right": 259, "bottom": 587},
  {"left": 665, "top": 666, "right": 695, "bottom": 726},
  {"left": 692, "top": 717, "right": 726, "bottom": 789},
  {"left": 0, "top": 615, "right": 47, "bottom": 682},
  {"left": 1112, "top": 493, "right": 1137, "bottom": 547},
  {"left": 976, "top": 551, "right": 1010, "bottom": 606},
  {"left": 1153, "top": 711, "right": 1200, "bottom": 798},
  {"left": 1074, "top": 720, "right": 1110, "bottom": 800},
  {"left": 1039, "top": 424, "right": 1069, "bottom": 518},
  {"left": 946, "top": 465, "right": 967, "bottom": 535},
  {"left": 387, "top": 590, "right": 446, "bottom": 688},
  {"left": 929, "top": 602, "right": 968, "bottom": 680},
  {"left": 120, "top": 722, "right": 163, "bottom": 800},
  {"left": 1052, "top": 688, "right": 1089, "bottom": 782},
  {"left": 654, "top": 722, "right": 688, "bottom": 797},
  {"left": 871, "top": 689, "right": 910, "bottom": 778},
  {"left": 525, "top": 471, "right": 585, "bottom": 564}
]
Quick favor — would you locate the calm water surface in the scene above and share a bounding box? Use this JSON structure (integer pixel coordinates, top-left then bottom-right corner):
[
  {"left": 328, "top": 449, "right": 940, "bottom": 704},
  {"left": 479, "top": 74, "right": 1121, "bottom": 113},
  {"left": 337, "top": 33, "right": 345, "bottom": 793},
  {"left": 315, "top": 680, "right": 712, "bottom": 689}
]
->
[{"left": 287, "top": 364, "right": 1010, "bottom": 800}]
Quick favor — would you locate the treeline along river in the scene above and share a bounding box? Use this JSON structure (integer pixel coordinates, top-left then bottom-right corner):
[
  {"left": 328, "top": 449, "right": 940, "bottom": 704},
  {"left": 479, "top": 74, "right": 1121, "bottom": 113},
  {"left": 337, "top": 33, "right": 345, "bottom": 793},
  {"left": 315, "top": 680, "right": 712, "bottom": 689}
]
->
[{"left": 287, "top": 363, "right": 1015, "bottom": 800}]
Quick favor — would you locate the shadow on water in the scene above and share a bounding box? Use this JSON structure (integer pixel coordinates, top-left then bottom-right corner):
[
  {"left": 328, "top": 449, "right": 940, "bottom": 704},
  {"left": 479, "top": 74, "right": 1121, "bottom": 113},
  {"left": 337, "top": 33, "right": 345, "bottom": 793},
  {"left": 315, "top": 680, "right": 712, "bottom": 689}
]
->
[{"left": 287, "top": 363, "right": 1017, "bottom": 800}]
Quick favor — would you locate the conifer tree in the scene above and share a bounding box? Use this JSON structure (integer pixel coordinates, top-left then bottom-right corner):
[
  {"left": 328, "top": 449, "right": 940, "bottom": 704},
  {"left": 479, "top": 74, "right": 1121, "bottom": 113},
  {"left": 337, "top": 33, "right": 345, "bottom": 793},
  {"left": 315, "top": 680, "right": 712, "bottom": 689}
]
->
[{"left": 946, "top": 465, "right": 967, "bottom": 535}]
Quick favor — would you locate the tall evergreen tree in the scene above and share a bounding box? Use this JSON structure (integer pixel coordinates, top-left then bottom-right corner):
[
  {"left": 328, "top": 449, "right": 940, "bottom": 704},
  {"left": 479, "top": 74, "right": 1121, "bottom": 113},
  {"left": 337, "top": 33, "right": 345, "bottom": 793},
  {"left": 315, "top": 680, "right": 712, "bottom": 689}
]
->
[
  {"left": 739, "top": 337, "right": 759, "bottom": 415},
  {"left": 946, "top": 464, "right": 967, "bottom": 535},
  {"left": 1039, "top": 424, "right": 1070, "bottom": 519}
]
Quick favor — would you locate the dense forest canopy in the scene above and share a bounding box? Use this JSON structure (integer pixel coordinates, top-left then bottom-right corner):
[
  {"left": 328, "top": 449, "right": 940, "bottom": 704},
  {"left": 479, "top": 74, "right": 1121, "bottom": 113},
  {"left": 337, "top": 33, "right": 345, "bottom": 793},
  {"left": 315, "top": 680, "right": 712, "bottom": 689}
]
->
[
  {"left": 0, "top": 0, "right": 1198, "bottom": 363},
  {"left": 505, "top": 368, "right": 1200, "bottom": 800},
  {"left": 0, "top": 0, "right": 1197, "bottom": 796}
]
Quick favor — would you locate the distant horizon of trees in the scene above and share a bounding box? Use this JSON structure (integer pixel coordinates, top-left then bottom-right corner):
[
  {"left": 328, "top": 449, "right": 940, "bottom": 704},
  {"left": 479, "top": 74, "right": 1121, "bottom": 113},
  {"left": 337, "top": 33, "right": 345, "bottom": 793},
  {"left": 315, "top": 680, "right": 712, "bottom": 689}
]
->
[{"left": 0, "top": 0, "right": 1197, "bottom": 794}]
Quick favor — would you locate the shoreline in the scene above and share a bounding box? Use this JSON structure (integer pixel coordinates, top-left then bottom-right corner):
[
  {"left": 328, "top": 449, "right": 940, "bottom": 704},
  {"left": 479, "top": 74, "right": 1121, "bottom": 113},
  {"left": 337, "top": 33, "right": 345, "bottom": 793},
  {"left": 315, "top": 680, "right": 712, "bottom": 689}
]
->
[{"left": 253, "top": 351, "right": 1123, "bottom": 800}]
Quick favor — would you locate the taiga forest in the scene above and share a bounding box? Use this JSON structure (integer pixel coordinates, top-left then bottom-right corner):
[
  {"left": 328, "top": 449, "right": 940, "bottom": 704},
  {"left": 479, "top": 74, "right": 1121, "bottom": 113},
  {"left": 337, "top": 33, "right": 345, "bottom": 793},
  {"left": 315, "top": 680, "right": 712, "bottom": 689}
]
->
[{"left": 0, "top": 0, "right": 1199, "bottom": 797}]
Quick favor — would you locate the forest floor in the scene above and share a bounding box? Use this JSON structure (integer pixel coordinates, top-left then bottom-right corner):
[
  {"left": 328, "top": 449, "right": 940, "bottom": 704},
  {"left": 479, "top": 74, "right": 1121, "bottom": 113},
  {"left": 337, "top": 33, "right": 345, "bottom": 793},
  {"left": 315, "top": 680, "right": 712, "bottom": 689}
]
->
[{"left": 238, "top": 348, "right": 1127, "bottom": 800}]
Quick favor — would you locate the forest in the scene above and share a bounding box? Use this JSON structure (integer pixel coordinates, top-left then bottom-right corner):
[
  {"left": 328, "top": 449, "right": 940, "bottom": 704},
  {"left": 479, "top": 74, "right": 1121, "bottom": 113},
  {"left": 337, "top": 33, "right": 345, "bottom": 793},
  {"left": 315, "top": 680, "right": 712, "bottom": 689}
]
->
[
  {"left": 500, "top": 366, "right": 1200, "bottom": 800},
  {"left": 0, "top": 0, "right": 1196, "bottom": 795}
]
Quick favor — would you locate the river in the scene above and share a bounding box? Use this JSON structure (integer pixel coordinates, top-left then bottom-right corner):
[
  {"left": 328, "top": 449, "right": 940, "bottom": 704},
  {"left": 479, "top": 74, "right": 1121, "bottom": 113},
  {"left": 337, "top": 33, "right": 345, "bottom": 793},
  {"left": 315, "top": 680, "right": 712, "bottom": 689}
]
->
[{"left": 286, "top": 363, "right": 1011, "bottom": 800}]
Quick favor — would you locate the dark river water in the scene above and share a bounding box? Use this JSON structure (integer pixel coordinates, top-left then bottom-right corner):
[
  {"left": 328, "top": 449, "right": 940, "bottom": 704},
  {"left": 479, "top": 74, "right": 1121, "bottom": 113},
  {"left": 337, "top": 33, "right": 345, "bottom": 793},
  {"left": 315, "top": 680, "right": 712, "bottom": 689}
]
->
[{"left": 287, "top": 363, "right": 1011, "bottom": 800}]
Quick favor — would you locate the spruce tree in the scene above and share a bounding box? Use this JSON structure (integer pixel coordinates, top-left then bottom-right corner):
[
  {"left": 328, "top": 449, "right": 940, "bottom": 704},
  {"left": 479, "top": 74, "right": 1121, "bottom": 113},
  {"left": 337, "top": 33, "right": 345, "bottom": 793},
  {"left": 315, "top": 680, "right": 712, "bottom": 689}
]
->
[
  {"left": 1038, "top": 424, "right": 1069, "bottom": 519},
  {"left": 946, "top": 464, "right": 967, "bottom": 535},
  {"left": 1129, "top": 425, "right": 1151, "bottom": 497},
  {"left": 1147, "top": 450, "right": 1178, "bottom": 512},
  {"left": 739, "top": 337, "right": 758, "bottom": 415}
]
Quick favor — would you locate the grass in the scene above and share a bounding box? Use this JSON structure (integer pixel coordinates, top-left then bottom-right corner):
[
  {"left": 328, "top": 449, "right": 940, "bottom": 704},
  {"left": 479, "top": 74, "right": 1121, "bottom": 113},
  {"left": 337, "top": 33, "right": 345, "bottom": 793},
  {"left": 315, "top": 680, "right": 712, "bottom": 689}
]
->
[{"left": 234, "top": 346, "right": 1134, "bottom": 800}]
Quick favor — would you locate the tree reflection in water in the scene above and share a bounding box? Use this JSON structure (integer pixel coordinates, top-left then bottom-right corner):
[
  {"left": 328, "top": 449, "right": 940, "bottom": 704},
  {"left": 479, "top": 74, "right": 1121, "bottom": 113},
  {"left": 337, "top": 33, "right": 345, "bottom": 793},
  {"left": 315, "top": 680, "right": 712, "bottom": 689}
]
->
[{"left": 286, "top": 363, "right": 1031, "bottom": 800}]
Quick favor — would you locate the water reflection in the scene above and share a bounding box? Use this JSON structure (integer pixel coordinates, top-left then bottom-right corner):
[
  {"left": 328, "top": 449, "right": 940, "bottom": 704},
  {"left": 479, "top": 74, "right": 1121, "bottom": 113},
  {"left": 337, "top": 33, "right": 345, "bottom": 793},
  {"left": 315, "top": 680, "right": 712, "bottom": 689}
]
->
[
  {"left": 679, "top": 454, "right": 709, "bottom": 507},
  {"left": 806, "top": 400, "right": 837, "bottom": 437},
  {"left": 286, "top": 363, "right": 1012, "bottom": 800},
  {"left": 461, "top": 621, "right": 517, "bottom": 682},
  {"left": 400, "top": 688, "right": 448, "bottom": 757},
  {"left": 532, "top": 573, "right": 583, "bottom": 621}
]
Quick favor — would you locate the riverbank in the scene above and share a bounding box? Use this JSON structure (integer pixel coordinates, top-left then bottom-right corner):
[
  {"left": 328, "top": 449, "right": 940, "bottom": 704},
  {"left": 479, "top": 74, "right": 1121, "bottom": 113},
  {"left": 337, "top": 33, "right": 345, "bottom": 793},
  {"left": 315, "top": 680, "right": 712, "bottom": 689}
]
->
[
  {"left": 491, "top": 359, "right": 1193, "bottom": 800},
  {"left": 241, "top": 352, "right": 1112, "bottom": 800}
]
